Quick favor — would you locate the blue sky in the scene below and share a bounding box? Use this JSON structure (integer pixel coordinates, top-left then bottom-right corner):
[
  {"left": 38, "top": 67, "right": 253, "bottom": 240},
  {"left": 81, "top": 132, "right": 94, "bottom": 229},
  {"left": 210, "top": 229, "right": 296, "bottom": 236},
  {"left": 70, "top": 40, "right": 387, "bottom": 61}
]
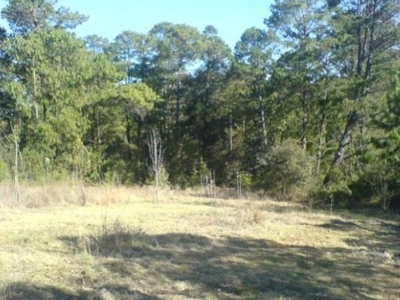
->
[{"left": 1, "top": 0, "right": 273, "bottom": 50}]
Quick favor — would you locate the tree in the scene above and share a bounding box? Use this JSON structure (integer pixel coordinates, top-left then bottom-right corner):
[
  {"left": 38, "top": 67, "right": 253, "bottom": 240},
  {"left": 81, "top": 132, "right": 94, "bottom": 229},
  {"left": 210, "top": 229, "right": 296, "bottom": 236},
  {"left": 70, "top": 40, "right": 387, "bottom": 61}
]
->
[
  {"left": 266, "top": 0, "right": 328, "bottom": 150},
  {"left": 323, "top": 0, "right": 400, "bottom": 185},
  {"left": 2, "top": 29, "right": 92, "bottom": 177},
  {"left": 1, "top": 0, "right": 88, "bottom": 35},
  {"left": 84, "top": 83, "right": 159, "bottom": 183},
  {"left": 148, "top": 23, "right": 203, "bottom": 129},
  {"left": 141, "top": 23, "right": 205, "bottom": 185},
  {"left": 84, "top": 34, "right": 110, "bottom": 55},
  {"left": 112, "top": 31, "right": 153, "bottom": 84},
  {"left": 0, "top": 25, "right": 13, "bottom": 119},
  {"left": 182, "top": 26, "right": 233, "bottom": 185},
  {"left": 148, "top": 128, "right": 164, "bottom": 203},
  {"left": 235, "top": 27, "right": 273, "bottom": 147}
]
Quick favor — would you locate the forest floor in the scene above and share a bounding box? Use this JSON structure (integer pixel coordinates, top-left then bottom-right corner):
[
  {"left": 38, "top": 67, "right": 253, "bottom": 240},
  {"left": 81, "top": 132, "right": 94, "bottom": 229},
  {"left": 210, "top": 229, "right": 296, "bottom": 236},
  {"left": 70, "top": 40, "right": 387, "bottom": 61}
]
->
[{"left": 0, "top": 184, "right": 399, "bottom": 300}]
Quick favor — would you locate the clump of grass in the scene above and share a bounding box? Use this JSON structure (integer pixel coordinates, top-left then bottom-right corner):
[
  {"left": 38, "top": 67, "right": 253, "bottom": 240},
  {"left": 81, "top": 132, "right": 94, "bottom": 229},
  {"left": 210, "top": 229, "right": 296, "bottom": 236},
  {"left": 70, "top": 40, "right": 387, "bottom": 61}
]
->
[
  {"left": 252, "top": 209, "right": 265, "bottom": 225},
  {"left": 76, "top": 216, "right": 145, "bottom": 257}
]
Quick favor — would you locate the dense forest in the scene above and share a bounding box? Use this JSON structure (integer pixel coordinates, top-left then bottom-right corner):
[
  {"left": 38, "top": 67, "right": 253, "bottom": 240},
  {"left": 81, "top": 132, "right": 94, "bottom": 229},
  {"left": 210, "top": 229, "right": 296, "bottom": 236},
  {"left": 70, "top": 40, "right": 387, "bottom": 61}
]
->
[{"left": 1, "top": 0, "right": 400, "bottom": 209}]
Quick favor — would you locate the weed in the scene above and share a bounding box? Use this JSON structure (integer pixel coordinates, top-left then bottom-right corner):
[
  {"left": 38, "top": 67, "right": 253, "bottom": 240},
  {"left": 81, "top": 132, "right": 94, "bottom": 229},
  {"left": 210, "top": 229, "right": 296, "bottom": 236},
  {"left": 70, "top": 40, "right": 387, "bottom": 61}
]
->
[{"left": 252, "top": 209, "right": 265, "bottom": 225}]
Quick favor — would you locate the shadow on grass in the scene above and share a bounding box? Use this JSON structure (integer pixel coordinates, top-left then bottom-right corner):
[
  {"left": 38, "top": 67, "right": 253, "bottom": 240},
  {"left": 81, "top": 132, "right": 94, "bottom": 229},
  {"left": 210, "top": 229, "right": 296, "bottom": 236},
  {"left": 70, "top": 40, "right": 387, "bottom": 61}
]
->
[
  {"left": 1, "top": 283, "right": 81, "bottom": 300},
  {"left": 343, "top": 222, "right": 400, "bottom": 252},
  {"left": 188, "top": 187, "right": 246, "bottom": 199},
  {"left": 317, "top": 218, "right": 361, "bottom": 231},
  {"left": 1, "top": 282, "right": 159, "bottom": 300},
  {"left": 316, "top": 213, "right": 400, "bottom": 252},
  {"left": 57, "top": 230, "right": 391, "bottom": 299},
  {"left": 317, "top": 214, "right": 400, "bottom": 266}
]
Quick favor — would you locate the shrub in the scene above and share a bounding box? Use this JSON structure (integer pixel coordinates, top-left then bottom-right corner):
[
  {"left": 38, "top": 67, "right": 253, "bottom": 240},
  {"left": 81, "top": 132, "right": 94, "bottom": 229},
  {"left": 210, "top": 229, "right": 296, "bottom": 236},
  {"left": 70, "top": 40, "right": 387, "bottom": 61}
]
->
[
  {"left": 0, "top": 159, "right": 10, "bottom": 182},
  {"left": 349, "top": 161, "right": 399, "bottom": 210},
  {"left": 255, "top": 139, "right": 314, "bottom": 201},
  {"left": 20, "top": 148, "right": 47, "bottom": 182}
]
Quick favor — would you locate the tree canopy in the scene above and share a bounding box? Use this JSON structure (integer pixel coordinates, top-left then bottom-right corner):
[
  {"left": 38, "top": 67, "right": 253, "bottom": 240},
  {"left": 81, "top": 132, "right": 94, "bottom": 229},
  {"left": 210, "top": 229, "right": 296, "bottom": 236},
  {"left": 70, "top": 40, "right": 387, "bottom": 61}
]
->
[{"left": 1, "top": 0, "right": 400, "bottom": 209}]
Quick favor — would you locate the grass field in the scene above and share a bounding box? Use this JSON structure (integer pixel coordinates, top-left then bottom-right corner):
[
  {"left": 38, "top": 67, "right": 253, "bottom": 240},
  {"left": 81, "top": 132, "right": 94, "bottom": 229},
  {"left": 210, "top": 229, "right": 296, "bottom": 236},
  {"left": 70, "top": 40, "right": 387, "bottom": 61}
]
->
[{"left": 0, "top": 184, "right": 399, "bottom": 299}]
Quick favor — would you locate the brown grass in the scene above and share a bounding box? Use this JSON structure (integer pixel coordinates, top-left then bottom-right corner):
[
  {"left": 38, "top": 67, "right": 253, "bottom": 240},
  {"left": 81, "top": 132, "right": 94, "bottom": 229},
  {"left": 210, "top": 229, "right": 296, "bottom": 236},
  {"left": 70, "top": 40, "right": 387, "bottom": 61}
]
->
[{"left": 0, "top": 183, "right": 399, "bottom": 299}]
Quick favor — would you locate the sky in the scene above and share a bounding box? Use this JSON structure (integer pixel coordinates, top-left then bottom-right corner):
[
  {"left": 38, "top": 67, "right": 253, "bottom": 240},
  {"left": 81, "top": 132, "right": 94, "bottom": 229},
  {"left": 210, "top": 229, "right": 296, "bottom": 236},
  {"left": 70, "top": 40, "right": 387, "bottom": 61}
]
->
[{"left": 0, "top": 0, "right": 273, "bottom": 50}]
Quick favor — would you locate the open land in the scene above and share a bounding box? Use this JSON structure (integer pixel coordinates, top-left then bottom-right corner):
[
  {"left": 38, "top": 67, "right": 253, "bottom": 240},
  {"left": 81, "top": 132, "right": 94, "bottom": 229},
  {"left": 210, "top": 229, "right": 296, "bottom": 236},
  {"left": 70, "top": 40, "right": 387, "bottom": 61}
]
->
[{"left": 0, "top": 185, "right": 399, "bottom": 299}]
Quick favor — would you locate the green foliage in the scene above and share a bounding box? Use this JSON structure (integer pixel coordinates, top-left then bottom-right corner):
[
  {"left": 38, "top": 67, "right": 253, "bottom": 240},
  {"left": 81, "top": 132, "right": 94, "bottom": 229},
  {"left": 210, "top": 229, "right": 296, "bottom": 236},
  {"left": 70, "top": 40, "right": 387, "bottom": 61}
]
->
[
  {"left": 148, "top": 165, "right": 169, "bottom": 188},
  {"left": 255, "top": 139, "right": 314, "bottom": 200},
  {"left": 351, "top": 162, "right": 398, "bottom": 210},
  {"left": 235, "top": 27, "right": 272, "bottom": 68},
  {"left": 85, "top": 83, "right": 158, "bottom": 184},
  {"left": 2, "top": 0, "right": 88, "bottom": 34},
  {"left": 0, "top": 159, "right": 10, "bottom": 181},
  {"left": 1, "top": 0, "right": 400, "bottom": 210},
  {"left": 20, "top": 148, "right": 47, "bottom": 182},
  {"left": 239, "top": 171, "right": 253, "bottom": 189},
  {"left": 363, "top": 82, "right": 400, "bottom": 209}
]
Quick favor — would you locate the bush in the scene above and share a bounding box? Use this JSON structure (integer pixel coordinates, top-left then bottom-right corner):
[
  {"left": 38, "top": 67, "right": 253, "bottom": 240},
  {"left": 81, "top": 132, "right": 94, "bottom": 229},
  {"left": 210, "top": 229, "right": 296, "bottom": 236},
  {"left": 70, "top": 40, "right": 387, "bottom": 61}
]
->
[
  {"left": 20, "top": 148, "right": 47, "bottom": 182},
  {"left": 255, "top": 139, "right": 314, "bottom": 201},
  {"left": 156, "top": 165, "right": 170, "bottom": 188},
  {"left": 0, "top": 159, "right": 10, "bottom": 182},
  {"left": 315, "top": 160, "right": 400, "bottom": 210},
  {"left": 349, "top": 161, "right": 399, "bottom": 210}
]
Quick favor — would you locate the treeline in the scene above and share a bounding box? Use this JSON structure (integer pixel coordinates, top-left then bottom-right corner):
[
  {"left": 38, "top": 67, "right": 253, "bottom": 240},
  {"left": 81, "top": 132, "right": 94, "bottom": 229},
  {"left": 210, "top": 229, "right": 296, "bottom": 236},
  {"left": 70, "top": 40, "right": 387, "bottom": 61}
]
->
[{"left": 1, "top": 0, "right": 400, "bottom": 209}]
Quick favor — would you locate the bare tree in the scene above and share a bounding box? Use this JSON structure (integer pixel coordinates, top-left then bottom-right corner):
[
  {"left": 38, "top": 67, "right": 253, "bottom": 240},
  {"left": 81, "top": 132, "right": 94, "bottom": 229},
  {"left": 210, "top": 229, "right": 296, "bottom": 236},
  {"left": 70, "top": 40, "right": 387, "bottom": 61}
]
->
[{"left": 147, "top": 128, "right": 164, "bottom": 204}]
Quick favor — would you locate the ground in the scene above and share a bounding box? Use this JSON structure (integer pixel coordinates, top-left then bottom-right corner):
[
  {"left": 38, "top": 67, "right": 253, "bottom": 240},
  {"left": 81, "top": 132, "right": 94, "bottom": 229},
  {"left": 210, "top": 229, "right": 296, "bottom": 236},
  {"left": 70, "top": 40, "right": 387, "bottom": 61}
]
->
[{"left": 0, "top": 185, "right": 399, "bottom": 299}]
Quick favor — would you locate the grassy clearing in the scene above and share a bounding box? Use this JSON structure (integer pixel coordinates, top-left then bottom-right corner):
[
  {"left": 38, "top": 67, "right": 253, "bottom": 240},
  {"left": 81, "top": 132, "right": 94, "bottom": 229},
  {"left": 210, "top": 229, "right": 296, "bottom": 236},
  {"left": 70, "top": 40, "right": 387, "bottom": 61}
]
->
[{"left": 0, "top": 184, "right": 399, "bottom": 299}]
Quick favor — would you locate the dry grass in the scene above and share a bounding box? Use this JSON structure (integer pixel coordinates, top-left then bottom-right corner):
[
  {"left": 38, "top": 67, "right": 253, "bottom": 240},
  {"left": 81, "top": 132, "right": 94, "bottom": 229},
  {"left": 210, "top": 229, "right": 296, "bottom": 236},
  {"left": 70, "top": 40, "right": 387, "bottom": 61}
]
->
[{"left": 0, "top": 183, "right": 399, "bottom": 299}]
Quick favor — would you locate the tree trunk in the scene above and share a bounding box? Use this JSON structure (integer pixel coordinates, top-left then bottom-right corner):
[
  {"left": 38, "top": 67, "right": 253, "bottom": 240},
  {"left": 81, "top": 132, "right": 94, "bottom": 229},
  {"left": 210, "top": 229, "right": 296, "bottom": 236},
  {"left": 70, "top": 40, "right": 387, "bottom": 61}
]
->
[
  {"left": 32, "top": 57, "right": 39, "bottom": 119},
  {"left": 175, "top": 68, "right": 183, "bottom": 135},
  {"left": 11, "top": 124, "right": 20, "bottom": 202},
  {"left": 148, "top": 129, "right": 163, "bottom": 204},
  {"left": 324, "top": 111, "right": 359, "bottom": 186},
  {"left": 13, "top": 130, "right": 19, "bottom": 189},
  {"left": 301, "top": 86, "right": 308, "bottom": 150},
  {"left": 257, "top": 93, "right": 268, "bottom": 147},
  {"left": 229, "top": 113, "right": 233, "bottom": 152},
  {"left": 316, "top": 88, "right": 327, "bottom": 177}
]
